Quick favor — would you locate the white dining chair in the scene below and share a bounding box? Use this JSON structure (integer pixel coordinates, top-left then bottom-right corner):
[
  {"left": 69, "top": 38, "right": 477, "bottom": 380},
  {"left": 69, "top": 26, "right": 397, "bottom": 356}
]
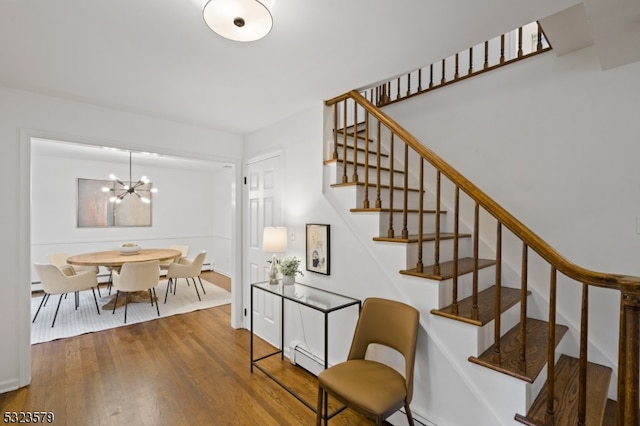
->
[
  {"left": 111, "top": 260, "right": 161, "bottom": 324},
  {"left": 159, "top": 245, "right": 190, "bottom": 272},
  {"left": 33, "top": 263, "right": 101, "bottom": 328},
  {"left": 164, "top": 251, "right": 207, "bottom": 303},
  {"left": 48, "top": 252, "right": 102, "bottom": 296}
]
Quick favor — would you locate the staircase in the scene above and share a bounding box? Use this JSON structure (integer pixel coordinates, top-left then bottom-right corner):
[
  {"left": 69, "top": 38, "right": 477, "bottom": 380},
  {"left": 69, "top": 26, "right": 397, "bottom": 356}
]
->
[{"left": 322, "top": 90, "right": 639, "bottom": 425}]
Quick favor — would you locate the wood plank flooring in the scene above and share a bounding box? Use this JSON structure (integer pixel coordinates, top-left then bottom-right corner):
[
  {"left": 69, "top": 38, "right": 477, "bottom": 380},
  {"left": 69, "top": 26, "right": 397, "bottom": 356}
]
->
[{"left": 0, "top": 272, "right": 371, "bottom": 425}]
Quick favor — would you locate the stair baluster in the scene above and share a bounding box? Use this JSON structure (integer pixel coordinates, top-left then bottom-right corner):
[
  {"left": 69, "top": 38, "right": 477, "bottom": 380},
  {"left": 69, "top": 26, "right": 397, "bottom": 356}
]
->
[
  {"left": 362, "top": 111, "right": 370, "bottom": 208},
  {"left": 483, "top": 41, "right": 489, "bottom": 70},
  {"left": 375, "top": 121, "right": 382, "bottom": 209},
  {"left": 519, "top": 244, "right": 529, "bottom": 370},
  {"left": 546, "top": 267, "right": 557, "bottom": 424},
  {"left": 434, "top": 171, "right": 441, "bottom": 277},
  {"left": 341, "top": 99, "right": 348, "bottom": 183},
  {"left": 416, "top": 158, "right": 424, "bottom": 273},
  {"left": 401, "top": 143, "right": 409, "bottom": 239},
  {"left": 452, "top": 187, "right": 460, "bottom": 316},
  {"left": 471, "top": 203, "right": 480, "bottom": 320},
  {"left": 492, "top": 223, "right": 503, "bottom": 364},
  {"left": 351, "top": 102, "right": 358, "bottom": 182},
  {"left": 429, "top": 64, "right": 434, "bottom": 89},
  {"left": 387, "top": 133, "right": 395, "bottom": 238},
  {"left": 618, "top": 293, "right": 640, "bottom": 425},
  {"left": 578, "top": 282, "right": 589, "bottom": 426}
]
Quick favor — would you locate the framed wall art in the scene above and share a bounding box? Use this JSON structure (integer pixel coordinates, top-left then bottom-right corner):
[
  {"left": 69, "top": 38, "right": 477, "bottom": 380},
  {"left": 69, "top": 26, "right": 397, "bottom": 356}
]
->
[
  {"left": 306, "top": 223, "right": 330, "bottom": 275},
  {"left": 77, "top": 178, "right": 152, "bottom": 227}
]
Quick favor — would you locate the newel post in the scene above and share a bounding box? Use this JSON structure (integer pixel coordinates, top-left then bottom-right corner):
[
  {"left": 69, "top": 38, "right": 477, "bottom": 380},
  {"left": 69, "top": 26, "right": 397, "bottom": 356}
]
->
[{"left": 617, "top": 291, "right": 640, "bottom": 426}]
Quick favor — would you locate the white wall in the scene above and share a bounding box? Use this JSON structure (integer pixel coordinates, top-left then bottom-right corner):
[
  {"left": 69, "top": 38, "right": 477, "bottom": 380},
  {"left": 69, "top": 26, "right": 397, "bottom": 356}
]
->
[
  {"left": 211, "top": 166, "right": 235, "bottom": 275},
  {"left": 0, "top": 86, "right": 243, "bottom": 393}
]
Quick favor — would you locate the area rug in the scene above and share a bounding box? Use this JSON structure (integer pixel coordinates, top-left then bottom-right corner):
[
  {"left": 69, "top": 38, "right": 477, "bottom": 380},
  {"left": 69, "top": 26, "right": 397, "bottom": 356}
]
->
[{"left": 31, "top": 279, "right": 231, "bottom": 344}]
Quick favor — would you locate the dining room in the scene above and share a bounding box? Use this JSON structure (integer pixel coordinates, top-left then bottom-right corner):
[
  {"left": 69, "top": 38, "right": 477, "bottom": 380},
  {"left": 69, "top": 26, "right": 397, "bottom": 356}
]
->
[
  {"left": 30, "top": 137, "right": 235, "bottom": 287},
  {"left": 28, "top": 137, "right": 238, "bottom": 335}
]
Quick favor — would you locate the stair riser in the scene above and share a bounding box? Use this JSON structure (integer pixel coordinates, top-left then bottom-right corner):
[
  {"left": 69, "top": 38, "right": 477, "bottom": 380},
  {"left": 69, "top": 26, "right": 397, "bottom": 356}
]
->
[
  {"left": 438, "top": 267, "right": 497, "bottom": 308},
  {"left": 476, "top": 303, "right": 522, "bottom": 356},
  {"left": 334, "top": 145, "right": 389, "bottom": 165},
  {"left": 405, "top": 238, "right": 473, "bottom": 267},
  {"left": 355, "top": 186, "right": 427, "bottom": 210},
  {"left": 332, "top": 163, "right": 406, "bottom": 187},
  {"left": 377, "top": 211, "right": 447, "bottom": 235}
]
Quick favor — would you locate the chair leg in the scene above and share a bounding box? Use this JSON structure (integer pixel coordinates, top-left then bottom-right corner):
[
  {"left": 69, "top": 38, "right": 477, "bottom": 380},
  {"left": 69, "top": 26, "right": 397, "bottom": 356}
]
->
[
  {"left": 112, "top": 291, "right": 120, "bottom": 315},
  {"left": 152, "top": 288, "right": 160, "bottom": 317},
  {"left": 191, "top": 277, "right": 201, "bottom": 301},
  {"left": 123, "top": 292, "right": 129, "bottom": 324},
  {"left": 197, "top": 276, "right": 206, "bottom": 294},
  {"left": 75, "top": 291, "right": 80, "bottom": 309},
  {"left": 405, "top": 402, "right": 415, "bottom": 426},
  {"left": 32, "top": 293, "right": 49, "bottom": 323},
  {"left": 164, "top": 278, "right": 172, "bottom": 304},
  {"left": 91, "top": 288, "right": 101, "bottom": 315},
  {"left": 51, "top": 294, "right": 65, "bottom": 328},
  {"left": 316, "top": 386, "right": 324, "bottom": 426}
]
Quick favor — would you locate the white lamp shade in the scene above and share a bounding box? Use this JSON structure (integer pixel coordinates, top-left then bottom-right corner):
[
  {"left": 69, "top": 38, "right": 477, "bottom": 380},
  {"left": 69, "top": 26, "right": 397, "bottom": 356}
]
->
[
  {"left": 203, "top": 0, "right": 273, "bottom": 42},
  {"left": 262, "top": 226, "right": 287, "bottom": 253}
]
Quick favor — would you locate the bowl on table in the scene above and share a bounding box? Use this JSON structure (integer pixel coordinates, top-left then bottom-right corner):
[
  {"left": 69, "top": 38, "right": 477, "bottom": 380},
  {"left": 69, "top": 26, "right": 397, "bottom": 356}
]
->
[{"left": 119, "top": 243, "right": 141, "bottom": 255}]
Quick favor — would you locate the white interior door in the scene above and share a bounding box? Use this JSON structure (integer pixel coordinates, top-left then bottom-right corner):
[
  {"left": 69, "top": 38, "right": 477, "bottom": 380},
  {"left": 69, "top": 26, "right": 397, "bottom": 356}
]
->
[{"left": 244, "top": 153, "right": 283, "bottom": 346}]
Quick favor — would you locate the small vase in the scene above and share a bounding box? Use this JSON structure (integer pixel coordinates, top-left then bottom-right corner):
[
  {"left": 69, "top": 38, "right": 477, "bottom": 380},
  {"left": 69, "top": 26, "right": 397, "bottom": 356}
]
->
[{"left": 282, "top": 275, "right": 295, "bottom": 285}]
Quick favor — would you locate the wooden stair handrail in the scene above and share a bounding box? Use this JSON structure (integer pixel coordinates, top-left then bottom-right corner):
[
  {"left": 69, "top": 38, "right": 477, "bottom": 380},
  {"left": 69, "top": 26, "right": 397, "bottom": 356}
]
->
[{"left": 326, "top": 90, "right": 640, "bottom": 293}]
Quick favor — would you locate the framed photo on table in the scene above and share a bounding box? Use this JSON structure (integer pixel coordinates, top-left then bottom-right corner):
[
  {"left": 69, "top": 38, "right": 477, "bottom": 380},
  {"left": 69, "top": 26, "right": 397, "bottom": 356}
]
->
[{"left": 306, "top": 224, "right": 330, "bottom": 275}]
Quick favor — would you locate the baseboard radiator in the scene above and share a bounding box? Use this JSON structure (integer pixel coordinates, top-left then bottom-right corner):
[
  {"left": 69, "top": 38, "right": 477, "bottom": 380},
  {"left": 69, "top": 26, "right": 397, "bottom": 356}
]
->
[{"left": 289, "top": 340, "right": 327, "bottom": 376}]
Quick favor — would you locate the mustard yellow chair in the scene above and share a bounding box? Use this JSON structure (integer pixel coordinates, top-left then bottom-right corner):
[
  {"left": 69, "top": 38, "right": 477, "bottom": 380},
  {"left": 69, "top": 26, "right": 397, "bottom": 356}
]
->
[
  {"left": 33, "top": 263, "right": 101, "bottom": 328},
  {"left": 315, "top": 297, "right": 420, "bottom": 425},
  {"left": 111, "top": 260, "right": 161, "bottom": 324}
]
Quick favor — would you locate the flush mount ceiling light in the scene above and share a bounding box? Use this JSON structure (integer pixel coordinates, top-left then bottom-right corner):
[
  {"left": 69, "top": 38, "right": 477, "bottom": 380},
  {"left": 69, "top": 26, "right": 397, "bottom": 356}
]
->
[{"left": 203, "top": 0, "right": 273, "bottom": 42}]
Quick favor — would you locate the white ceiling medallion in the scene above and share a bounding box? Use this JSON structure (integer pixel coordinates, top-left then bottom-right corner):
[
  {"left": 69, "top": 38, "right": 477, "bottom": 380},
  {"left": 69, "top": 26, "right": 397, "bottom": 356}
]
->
[{"left": 203, "top": 0, "right": 273, "bottom": 42}]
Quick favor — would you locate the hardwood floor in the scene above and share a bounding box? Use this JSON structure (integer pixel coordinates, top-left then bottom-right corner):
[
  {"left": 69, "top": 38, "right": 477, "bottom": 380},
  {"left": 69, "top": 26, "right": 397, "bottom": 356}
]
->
[{"left": 0, "top": 272, "right": 371, "bottom": 425}]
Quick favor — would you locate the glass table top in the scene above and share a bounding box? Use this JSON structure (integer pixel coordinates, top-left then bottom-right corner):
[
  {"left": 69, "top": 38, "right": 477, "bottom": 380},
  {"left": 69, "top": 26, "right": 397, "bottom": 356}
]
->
[{"left": 251, "top": 281, "right": 360, "bottom": 313}]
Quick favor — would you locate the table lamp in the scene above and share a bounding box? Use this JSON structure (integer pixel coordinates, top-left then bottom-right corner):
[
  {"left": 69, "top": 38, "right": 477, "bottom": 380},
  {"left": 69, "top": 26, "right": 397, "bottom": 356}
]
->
[{"left": 262, "top": 226, "right": 288, "bottom": 284}]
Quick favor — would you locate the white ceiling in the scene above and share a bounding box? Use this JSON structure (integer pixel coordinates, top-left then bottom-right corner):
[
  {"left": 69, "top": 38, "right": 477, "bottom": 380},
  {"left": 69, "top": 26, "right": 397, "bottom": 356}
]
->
[
  {"left": 31, "top": 137, "right": 227, "bottom": 172},
  {"left": 1, "top": 0, "right": 638, "bottom": 136}
]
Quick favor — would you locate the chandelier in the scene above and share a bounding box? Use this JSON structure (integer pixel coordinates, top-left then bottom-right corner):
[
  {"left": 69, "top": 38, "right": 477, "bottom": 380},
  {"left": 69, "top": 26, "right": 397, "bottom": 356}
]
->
[
  {"left": 102, "top": 151, "right": 157, "bottom": 204},
  {"left": 202, "top": 0, "right": 273, "bottom": 42}
]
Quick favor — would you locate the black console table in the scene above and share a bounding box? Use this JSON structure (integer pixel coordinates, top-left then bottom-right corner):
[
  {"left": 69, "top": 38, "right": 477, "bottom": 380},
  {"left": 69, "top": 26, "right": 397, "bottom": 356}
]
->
[{"left": 250, "top": 281, "right": 361, "bottom": 416}]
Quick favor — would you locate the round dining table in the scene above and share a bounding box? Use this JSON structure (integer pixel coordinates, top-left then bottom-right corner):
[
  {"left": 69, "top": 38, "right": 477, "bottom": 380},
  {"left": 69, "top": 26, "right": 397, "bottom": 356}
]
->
[
  {"left": 67, "top": 248, "right": 182, "bottom": 268},
  {"left": 67, "top": 248, "right": 182, "bottom": 310}
]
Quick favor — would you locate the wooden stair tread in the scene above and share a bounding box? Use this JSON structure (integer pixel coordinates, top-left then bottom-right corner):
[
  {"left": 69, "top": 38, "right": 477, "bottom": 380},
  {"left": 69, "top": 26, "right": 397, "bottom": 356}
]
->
[
  {"left": 514, "top": 354, "right": 612, "bottom": 425},
  {"left": 400, "top": 257, "right": 495, "bottom": 280},
  {"left": 469, "top": 318, "right": 568, "bottom": 382},
  {"left": 330, "top": 181, "right": 421, "bottom": 193},
  {"left": 431, "top": 285, "right": 522, "bottom": 326},
  {"left": 373, "top": 232, "right": 471, "bottom": 243}
]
